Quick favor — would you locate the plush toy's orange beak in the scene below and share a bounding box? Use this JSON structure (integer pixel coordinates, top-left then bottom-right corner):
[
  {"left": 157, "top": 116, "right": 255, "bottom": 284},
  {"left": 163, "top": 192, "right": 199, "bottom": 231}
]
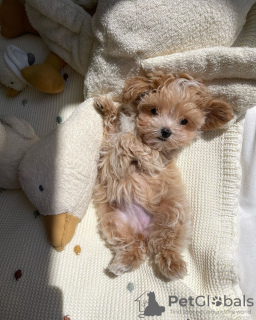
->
[{"left": 6, "top": 87, "right": 20, "bottom": 97}]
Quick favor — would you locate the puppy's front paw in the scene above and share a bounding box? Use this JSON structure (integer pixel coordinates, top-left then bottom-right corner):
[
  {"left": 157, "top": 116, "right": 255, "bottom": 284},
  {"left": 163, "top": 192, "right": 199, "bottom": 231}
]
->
[
  {"left": 155, "top": 250, "right": 187, "bottom": 280},
  {"left": 94, "top": 97, "right": 105, "bottom": 113},
  {"left": 94, "top": 96, "right": 116, "bottom": 116}
]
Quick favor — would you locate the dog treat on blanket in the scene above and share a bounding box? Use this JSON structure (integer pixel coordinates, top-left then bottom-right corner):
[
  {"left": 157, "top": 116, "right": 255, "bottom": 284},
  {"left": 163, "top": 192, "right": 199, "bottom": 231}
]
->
[
  {"left": 93, "top": 72, "right": 234, "bottom": 278},
  {"left": 74, "top": 245, "right": 81, "bottom": 255},
  {"left": 14, "top": 269, "right": 22, "bottom": 281}
]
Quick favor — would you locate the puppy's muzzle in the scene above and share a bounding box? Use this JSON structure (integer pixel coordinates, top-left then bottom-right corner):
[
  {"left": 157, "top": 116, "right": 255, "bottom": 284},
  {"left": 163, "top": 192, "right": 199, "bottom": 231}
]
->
[{"left": 159, "top": 128, "right": 172, "bottom": 141}]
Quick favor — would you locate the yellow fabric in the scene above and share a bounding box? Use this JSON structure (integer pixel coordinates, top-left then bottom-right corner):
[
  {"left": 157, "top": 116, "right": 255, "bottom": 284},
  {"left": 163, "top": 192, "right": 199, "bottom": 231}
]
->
[
  {"left": 21, "top": 52, "right": 66, "bottom": 94},
  {"left": 43, "top": 213, "right": 80, "bottom": 252}
]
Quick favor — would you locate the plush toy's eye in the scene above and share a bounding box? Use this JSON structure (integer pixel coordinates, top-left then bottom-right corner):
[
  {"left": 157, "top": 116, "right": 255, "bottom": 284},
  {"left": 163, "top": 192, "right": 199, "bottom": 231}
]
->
[
  {"left": 180, "top": 119, "right": 188, "bottom": 125},
  {"left": 151, "top": 108, "right": 158, "bottom": 115},
  {"left": 10, "top": 82, "right": 14, "bottom": 85}
]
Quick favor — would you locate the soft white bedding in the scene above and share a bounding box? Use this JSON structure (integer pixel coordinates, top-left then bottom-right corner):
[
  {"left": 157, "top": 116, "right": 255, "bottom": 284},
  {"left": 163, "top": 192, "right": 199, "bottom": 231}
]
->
[{"left": 237, "top": 106, "right": 256, "bottom": 320}]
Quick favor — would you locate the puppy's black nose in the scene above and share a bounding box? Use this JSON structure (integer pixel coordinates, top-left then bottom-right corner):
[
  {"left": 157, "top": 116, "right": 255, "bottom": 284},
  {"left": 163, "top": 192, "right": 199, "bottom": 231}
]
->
[{"left": 161, "top": 128, "right": 172, "bottom": 139}]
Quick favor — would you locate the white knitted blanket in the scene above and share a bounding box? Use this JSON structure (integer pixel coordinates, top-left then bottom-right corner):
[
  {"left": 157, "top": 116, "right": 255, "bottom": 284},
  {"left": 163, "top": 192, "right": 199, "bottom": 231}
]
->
[{"left": 0, "top": 0, "right": 256, "bottom": 319}]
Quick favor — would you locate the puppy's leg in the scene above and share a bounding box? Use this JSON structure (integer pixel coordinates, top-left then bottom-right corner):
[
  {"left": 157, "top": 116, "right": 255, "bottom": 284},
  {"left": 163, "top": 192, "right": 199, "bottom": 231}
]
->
[
  {"left": 97, "top": 202, "right": 148, "bottom": 276},
  {"left": 117, "top": 133, "right": 165, "bottom": 174},
  {"left": 147, "top": 201, "right": 191, "bottom": 280},
  {"left": 94, "top": 96, "right": 119, "bottom": 134},
  {"left": 108, "top": 235, "right": 147, "bottom": 276}
]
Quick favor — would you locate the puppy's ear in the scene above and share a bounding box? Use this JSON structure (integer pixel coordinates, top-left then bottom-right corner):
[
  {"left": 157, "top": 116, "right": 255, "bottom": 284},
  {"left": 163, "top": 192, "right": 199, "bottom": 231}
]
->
[
  {"left": 201, "top": 98, "right": 234, "bottom": 130},
  {"left": 122, "top": 76, "right": 154, "bottom": 103},
  {"left": 123, "top": 72, "right": 176, "bottom": 103}
]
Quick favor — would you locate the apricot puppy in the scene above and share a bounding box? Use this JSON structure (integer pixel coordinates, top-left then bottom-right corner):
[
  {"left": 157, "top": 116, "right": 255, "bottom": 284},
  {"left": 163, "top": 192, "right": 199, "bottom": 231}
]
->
[{"left": 93, "top": 72, "right": 234, "bottom": 279}]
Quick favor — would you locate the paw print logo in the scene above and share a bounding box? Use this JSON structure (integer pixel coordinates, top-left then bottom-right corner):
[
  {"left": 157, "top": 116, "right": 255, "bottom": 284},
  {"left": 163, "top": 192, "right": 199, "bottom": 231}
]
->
[{"left": 212, "top": 296, "right": 222, "bottom": 307}]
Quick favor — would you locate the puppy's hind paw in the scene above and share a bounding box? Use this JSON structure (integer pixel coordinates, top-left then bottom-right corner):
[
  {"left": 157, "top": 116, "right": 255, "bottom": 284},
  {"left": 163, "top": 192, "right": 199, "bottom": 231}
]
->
[
  {"left": 107, "top": 261, "right": 133, "bottom": 276},
  {"left": 107, "top": 247, "right": 146, "bottom": 276},
  {"left": 155, "top": 251, "right": 187, "bottom": 280}
]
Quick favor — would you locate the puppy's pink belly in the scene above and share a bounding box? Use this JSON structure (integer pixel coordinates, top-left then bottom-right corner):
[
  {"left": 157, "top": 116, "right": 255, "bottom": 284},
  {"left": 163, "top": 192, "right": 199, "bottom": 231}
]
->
[{"left": 117, "top": 202, "right": 151, "bottom": 235}]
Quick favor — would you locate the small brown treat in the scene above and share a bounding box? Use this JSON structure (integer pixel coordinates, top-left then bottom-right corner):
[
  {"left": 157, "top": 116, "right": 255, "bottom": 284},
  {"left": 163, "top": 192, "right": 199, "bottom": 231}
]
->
[
  {"left": 14, "top": 270, "right": 22, "bottom": 281},
  {"left": 74, "top": 245, "right": 81, "bottom": 255}
]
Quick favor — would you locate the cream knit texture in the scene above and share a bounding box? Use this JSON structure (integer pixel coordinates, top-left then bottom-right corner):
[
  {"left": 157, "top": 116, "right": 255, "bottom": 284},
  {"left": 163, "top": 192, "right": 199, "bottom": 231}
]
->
[
  {"left": 1, "top": 1, "right": 256, "bottom": 319},
  {"left": 21, "top": 0, "right": 256, "bottom": 218}
]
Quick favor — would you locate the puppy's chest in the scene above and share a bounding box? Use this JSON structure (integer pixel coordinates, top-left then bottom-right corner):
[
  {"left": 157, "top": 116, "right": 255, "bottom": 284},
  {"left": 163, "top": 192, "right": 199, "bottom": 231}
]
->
[
  {"left": 114, "top": 113, "right": 140, "bottom": 168},
  {"left": 118, "top": 113, "right": 146, "bottom": 171},
  {"left": 105, "top": 112, "right": 136, "bottom": 150},
  {"left": 118, "top": 112, "right": 136, "bottom": 134}
]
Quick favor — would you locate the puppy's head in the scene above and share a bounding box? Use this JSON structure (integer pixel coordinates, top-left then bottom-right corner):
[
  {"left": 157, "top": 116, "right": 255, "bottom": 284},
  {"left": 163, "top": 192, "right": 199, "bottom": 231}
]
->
[{"left": 123, "top": 72, "right": 234, "bottom": 152}]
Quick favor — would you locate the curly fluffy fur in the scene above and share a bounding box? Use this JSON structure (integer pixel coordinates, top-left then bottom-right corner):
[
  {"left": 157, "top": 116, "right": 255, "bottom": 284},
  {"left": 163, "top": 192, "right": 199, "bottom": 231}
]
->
[{"left": 93, "top": 72, "right": 234, "bottom": 279}]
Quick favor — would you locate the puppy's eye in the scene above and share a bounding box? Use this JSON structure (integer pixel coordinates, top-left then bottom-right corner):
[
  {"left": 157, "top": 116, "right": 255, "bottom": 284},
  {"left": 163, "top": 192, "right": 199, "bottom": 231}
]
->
[
  {"left": 10, "top": 82, "right": 14, "bottom": 85},
  {"left": 180, "top": 119, "right": 188, "bottom": 125},
  {"left": 151, "top": 108, "right": 158, "bottom": 115}
]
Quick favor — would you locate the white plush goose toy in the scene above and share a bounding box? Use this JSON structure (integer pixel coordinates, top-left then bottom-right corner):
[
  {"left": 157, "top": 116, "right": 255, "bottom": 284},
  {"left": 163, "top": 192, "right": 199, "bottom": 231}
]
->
[
  {"left": 0, "top": 116, "right": 39, "bottom": 189},
  {"left": 0, "top": 44, "right": 35, "bottom": 97}
]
